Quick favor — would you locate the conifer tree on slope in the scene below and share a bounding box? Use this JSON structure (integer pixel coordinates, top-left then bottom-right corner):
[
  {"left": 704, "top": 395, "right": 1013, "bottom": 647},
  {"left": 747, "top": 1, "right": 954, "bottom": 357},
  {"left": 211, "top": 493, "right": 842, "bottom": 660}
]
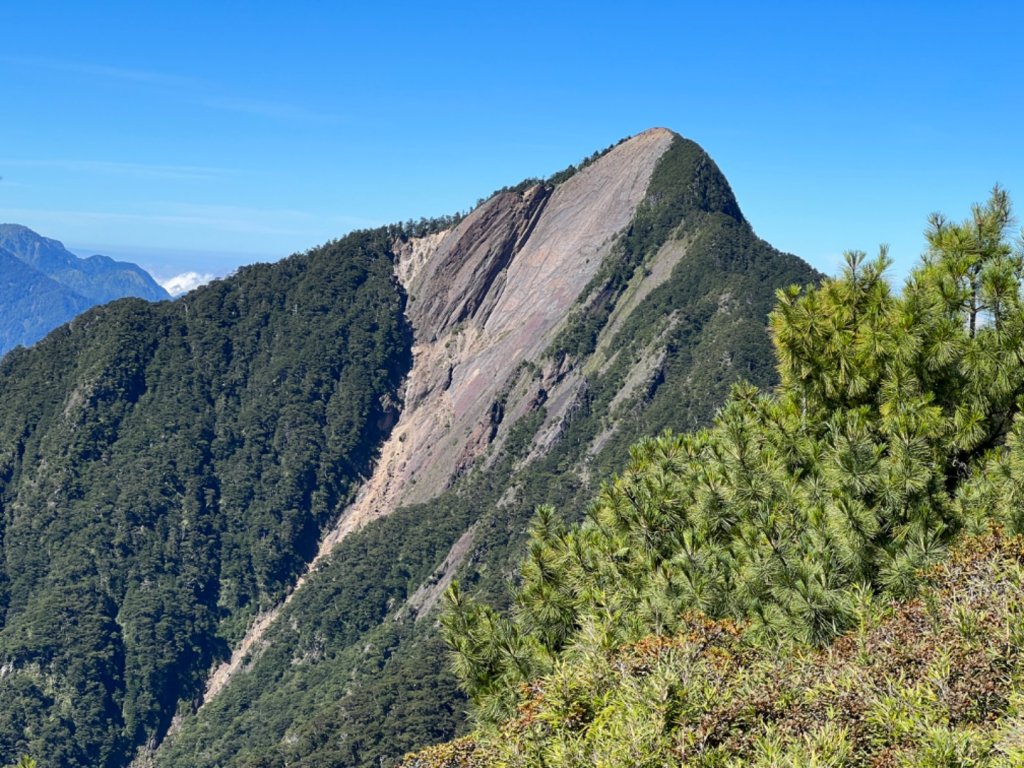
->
[{"left": 442, "top": 188, "right": 1024, "bottom": 722}]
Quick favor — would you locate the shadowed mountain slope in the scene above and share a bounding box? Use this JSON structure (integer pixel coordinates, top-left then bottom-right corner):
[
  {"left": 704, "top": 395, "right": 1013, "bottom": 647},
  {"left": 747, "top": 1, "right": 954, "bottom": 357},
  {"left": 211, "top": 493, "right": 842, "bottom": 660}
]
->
[
  {"left": 0, "top": 224, "right": 169, "bottom": 304},
  {"left": 0, "top": 224, "right": 170, "bottom": 357},
  {"left": 0, "top": 246, "right": 95, "bottom": 356}
]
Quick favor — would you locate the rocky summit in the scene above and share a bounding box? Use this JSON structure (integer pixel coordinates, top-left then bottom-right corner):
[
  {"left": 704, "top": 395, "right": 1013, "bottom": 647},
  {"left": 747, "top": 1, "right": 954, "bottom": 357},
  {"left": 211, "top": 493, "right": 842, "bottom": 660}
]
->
[{"left": 0, "top": 130, "right": 817, "bottom": 768}]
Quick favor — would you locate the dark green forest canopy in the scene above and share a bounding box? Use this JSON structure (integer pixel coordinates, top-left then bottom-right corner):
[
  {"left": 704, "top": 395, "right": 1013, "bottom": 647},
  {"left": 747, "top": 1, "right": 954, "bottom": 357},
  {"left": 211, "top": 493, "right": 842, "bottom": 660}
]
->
[{"left": 0, "top": 229, "right": 412, "bottom": 768}]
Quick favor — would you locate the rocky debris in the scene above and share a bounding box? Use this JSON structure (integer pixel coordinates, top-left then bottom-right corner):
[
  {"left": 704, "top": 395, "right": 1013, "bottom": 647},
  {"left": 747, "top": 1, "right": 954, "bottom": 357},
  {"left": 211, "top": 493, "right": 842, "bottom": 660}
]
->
[
  {"left": 589, "top": 236, "right": 691, "bottom": 372},
  {"left": 526, "top": 371, "right": 588, "bottom": 461},
  {"left": 452, "top": 398, "right": 505, "bottom": 480},
  {"left": 395, "top": 230, "right": 448, "bottom": 290}
]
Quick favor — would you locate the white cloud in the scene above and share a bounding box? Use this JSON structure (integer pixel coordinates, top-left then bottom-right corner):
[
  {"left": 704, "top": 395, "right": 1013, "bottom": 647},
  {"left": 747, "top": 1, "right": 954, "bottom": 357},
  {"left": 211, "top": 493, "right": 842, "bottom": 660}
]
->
[{"left": 160, "top": 271, "right": 216, "bottom": 297}]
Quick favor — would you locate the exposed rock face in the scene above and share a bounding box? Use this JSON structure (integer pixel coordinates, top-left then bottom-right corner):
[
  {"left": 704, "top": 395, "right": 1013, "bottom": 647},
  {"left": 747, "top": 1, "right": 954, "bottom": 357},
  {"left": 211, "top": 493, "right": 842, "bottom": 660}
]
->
[
  {"left": 331, "top": 127, "right": 675, "bottom": 536},
  {"left": 197, "top": 128, "right": 676, "bottom": 708},
  {"left": 153, "top": 128, "right": 822, "bottom": 768},
  {"left": 410, "top": 183, "right": 553, "bottom": 338},
  {"left": 0, "top": 125, "right": 824, "bottom": 768}
]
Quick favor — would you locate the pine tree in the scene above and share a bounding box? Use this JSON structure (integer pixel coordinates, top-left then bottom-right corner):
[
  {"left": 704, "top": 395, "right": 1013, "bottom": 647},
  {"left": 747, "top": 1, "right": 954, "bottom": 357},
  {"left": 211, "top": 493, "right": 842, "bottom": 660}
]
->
[{"left": 442, "top": 188, "right": 1024, "bottom": 724}]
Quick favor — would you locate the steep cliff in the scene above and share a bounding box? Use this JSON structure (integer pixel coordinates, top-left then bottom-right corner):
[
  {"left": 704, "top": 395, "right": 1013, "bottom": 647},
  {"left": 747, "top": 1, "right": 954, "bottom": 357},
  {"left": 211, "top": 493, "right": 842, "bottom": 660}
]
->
[
  {"left": 183, "top": 130, "right": 678, "bottom": 711},
  {"left": 338, "top": 128, "right": 675, "bottom": 534},
  {"left": 0, "top": 129, "right": 818, "bottom": 768},
  {"left": 155, "top": 130, "right": 818, "bottom": 768}
]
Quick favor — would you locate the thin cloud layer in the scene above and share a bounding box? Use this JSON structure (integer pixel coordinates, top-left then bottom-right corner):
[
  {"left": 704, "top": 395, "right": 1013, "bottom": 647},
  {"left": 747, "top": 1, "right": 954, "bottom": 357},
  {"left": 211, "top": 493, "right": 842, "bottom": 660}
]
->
[{"left": 159, "top": 271, "right": 216, "bottom": 296}]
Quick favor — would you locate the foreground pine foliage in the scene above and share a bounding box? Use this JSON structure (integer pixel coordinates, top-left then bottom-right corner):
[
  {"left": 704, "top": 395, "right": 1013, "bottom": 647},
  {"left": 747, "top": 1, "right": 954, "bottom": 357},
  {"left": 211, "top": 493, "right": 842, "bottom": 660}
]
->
[
  {"left": 407, "top": 532, "right": 1024, "bottom": 767},
  {"left": 407, "top": 189, "right": 1024, "bottom": 765}
]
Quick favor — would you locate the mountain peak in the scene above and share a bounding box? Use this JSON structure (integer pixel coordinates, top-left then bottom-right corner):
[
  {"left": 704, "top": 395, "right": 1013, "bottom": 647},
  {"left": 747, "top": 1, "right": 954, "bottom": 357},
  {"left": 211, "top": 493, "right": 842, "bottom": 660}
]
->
[
  {"left": 579, "top": 129, "right": 744, "bottom": 228},
  {"left": 634, "top": 125, "right": 676, "bottom": 140},
  {"left": 0, "top": 132, "right": 819, "bottom": 768},
  {"left": 0, "top": 223, "right": 169, "bottom": 305},
  {"left": 0, "top": 222, "right": 68, "bottom": 259},
  {"left": 0, "top": 223, "right": 170, "bottom": 356}
]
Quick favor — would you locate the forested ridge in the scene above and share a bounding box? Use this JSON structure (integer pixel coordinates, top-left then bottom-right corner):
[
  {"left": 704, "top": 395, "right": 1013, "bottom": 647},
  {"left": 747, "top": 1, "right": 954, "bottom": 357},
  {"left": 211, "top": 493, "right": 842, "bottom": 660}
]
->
[
  {"left": 0, "top": 131, "right": 823, "bottom": 768},
  {"left": 407, "top": 188, "right": 1024, "bottom": 767},
  {"left": 154, "top": 135, "right": 818, "bottom": 768},
  {"left": 0, "top": 230, "right": 411, "bottom": 767}
]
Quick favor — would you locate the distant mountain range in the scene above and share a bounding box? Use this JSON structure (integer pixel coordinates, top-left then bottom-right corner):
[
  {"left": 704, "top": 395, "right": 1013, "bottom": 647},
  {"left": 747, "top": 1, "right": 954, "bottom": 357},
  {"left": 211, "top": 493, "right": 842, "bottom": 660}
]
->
[{"left": 0, "top": 224, "right": 169, "bottom": 356}]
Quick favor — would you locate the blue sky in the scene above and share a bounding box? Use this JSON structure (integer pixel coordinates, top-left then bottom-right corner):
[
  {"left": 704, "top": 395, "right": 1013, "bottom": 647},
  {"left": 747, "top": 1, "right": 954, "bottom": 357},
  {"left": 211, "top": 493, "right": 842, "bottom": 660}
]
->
[{"left": 1, "top": 1, "right": 1021, "bottom": 287}]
